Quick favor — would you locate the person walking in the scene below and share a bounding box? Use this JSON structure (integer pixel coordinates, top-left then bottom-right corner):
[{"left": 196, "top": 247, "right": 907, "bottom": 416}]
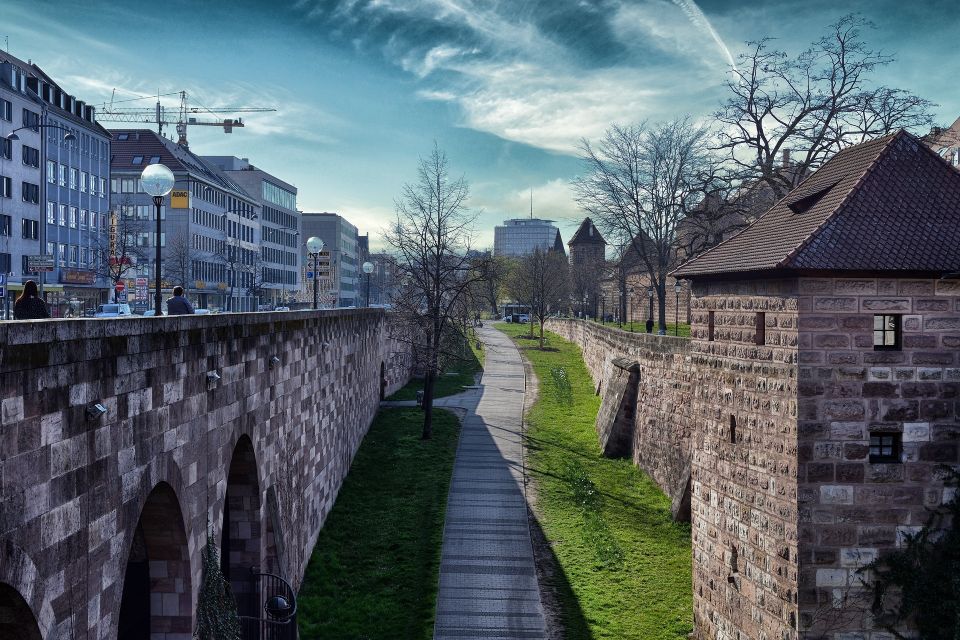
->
[
  {"left": 166, "top": 286, "right": 195, "bottom": 315},
  {"left": 13, "top": 280, "right": 50, "bottom": 320}
]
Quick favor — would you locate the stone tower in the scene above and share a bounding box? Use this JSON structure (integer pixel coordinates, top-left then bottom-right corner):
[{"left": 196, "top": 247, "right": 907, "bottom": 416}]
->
[{"left": 568, "top": 217, "right": 606, "bottom": 317}]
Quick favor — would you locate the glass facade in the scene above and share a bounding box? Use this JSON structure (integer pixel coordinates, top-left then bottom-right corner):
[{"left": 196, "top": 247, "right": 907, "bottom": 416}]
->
[{"left": 262, "top": 180, "right": 296, "bottom": 211}]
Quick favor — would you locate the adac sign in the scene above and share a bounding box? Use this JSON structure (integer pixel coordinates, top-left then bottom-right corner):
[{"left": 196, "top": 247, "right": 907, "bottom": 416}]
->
[{"left": 170, "top": 189, "right": 190, "bottom": 209}]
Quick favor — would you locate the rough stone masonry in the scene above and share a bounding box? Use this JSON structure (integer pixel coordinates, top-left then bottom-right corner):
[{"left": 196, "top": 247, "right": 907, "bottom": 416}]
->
[{"left": 0, "top": 309, "right": 411, "bottom": 639}]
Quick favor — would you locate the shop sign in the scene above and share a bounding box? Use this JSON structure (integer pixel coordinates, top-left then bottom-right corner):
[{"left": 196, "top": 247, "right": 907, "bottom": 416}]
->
[
  {"left": 171, "top": 189, "right": 190, "bottom": 209},
  {"left": 60, "top": 270, "right": 96, "bottom": 285},
  {"left": 136, "top": 277, "right": 148, "bottom": 302}
]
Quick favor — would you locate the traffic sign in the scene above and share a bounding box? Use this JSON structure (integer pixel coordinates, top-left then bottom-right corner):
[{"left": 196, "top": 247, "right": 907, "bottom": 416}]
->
[
  {"left": 306, "top": 271, "right": 314, "bottom": 280},
  {"left": 27, "top": 255, "right": 55, "bottom": 273},
  {"left": 116, "top": 292, "right": 128, "bottom": 303},
  {"left": 115, "top": 281, "right": 126, "bottom": 292}
]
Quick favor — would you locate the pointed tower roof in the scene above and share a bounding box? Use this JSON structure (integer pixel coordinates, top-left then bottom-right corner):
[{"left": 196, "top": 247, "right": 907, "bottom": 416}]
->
[
  {"left": 568, "top": 217, "right": 606, "bottom": 246},
  {"left": 674, "top": 131, "right": 960, "bottom": 277}
]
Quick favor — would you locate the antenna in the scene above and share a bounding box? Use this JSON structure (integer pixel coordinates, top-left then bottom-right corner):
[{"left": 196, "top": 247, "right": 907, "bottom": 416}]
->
[{"left": 529, "top": 187, "right": 533, "bottom": 219}]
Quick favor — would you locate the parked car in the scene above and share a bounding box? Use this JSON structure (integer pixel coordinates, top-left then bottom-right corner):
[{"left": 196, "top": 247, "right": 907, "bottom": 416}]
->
[
  {"left": 517, "top": 314, "right": 530, "bottom": 323},
  {"left": 141, "top": 309, "right": 166, "bottom": 317},
  {"left": 94, "top": 304, "right": 133, "bottom": 318},
  {"left": 273, "top": 306, "right": 290, "bottom": 312},
  {"left": 195, "top": 309, "right": 212, "bottom": 315}
]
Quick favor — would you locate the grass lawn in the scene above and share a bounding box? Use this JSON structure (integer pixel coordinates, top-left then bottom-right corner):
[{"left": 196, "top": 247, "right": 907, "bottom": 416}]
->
[
  {"left": 297, "top": 408, "right": 461, "bottom": 639},
  {"left": 387, "top": 329, "right": 485, "bottom": 400},
  {"left": 498, "top": 322, "right": 693, "bottom": 640}
]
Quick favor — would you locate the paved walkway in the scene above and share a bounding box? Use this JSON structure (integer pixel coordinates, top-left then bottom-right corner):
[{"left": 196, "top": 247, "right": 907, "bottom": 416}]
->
[{"left": 431, "top": 326, "right": 546, "bottom": 640}]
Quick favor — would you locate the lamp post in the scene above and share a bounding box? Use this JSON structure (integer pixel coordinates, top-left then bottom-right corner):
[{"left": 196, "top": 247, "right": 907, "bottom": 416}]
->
[
  {"left": 647, "top": 286, "right": 654, "bottom": 334},
  {"left": 674, "top": 281, "right": 682, "bottom": 336},
  {"left": 600, "top": 295, "right": 606, "bottom": 325},
  {"left": 140, "top": 164, "right": 175, "bottom": 316},
  {"left": 6, "top": 125, "right": 76, "bottom": 298},
  {"left": 362, "top": 261, "right": 374, "bottom": 307},
  {"left": 306, "top": 237, "right": 324, "bottom": 310}
]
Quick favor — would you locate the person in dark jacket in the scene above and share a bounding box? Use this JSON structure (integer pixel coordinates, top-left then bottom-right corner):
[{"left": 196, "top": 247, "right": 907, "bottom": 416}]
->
[
  {"left": 13, "top": 280, "right": 50, "bottom": 320},
  {"left": 166, "top": 286, "right": 195, "bottom": 315}
]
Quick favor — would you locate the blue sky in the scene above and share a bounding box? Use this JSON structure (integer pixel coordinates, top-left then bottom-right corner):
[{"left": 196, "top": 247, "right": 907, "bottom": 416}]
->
[{"left": 5, "top": 0, "right": 957, "bottom": 248}]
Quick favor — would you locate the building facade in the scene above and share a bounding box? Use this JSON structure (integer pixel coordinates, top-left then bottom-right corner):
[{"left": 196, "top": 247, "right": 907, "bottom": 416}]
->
[
  {"left": 109, "top": 129, "right": 260, "bottom": 312},
  {"left": 300, "top": 212, "right": 359, "bottom": 307},
  {"left": 0, "top": 51, "right": 111, "bottom": 316},
  {"left": 203, "top": 156, "right": 301, "bottom": 308},
  {"left": 493, "top": 218, "right": 565, "bottom": 257}
]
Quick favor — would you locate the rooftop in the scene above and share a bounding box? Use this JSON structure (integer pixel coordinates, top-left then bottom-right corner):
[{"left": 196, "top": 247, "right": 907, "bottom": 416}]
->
[{"left": 673, "top": 130, "right": 960, "bottom": 278}]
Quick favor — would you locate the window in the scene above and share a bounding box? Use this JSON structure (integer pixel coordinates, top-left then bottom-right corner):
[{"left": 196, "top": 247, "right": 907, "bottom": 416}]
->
[
  {"left": 708, "top": 311, "right": 716, "bottom": 341},
  {"left": 132, "top": 155, "right": 143, "bottom": 165},
  {"left": 869, "top": 432, "right": 901, "bottom": 463},
  {"left": 21, "top": 145, "right": 40, "bottom": 168},
  {"left": 57, "top": 243, "right": 65, "bottom": 266},
  {"left": 21, "top": 218, "right": 39, "bottom": 240},
  {"left": 0, "top": 98, "right": 11, "bottom": 121},
  {"left": 0, "top": 176, "right": 10, "bottom": 198},
  {"left": 69, "top": 245, "right": 78, "bottom": 265},
  {"left": 80, "top": 171, "right": 87, "bottom": 192},
  {"left": 21, "top": 108, "right": 39, "bottom": 131},
  {"left": 149, "top": 155, "right": 160, "bottom": 164},
  {"left": 70, "top": 168, "right": 77, "bottom": 190},
  {"left": 46, "top": 201, "right": 55, "bottom": 224},
  {"left": 873, "top": 314, "right": 901, "bottom": 350},
  {"left": 69, "top": 206, "right": 77, "bottom": 229},
  {"left": 58, "top": 204, "right": 66, "bottom": 226},
  {"left": 116, "top": 133, "right": 129, "bottom": 141},
  {"left": 755, "top": 312, "right": 766, "bottom": 345},
  {"left": 0, "top": 214, "right": 10, "bottom": 236},
  {"left": 46, "top": 161, "right": 56, "bottom": 183},
  {"left": 21, "top": 182, "right": 39, "bottom": 204},
  {"left": 0, "top": 253, "right": 10, "bottom": 274},
  {"left": 1, "top": 137, "right": 10, "bottom": 160},
  {"left": 59, "top": 165, "right": 66, "bottom": 187},
  {"left": 99, "top": 178, "right": 106, "bottom": 197},
  {"left": 80, "top": 209, "right": 87, "bottom": 228}
]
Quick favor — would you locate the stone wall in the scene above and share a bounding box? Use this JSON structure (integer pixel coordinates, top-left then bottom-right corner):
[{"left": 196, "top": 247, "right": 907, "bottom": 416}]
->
[
  {"left": 0, "top": 309, "right": 411, "bottom": 639},
  {"left": 544, "top": 319, "right": 693, "bottom": 518},
  {"left": 687, "top": 278, "right": 801, "bottom": 640},
  {"left": 795, "top": 277, "right": 960, "bottom": 637}
]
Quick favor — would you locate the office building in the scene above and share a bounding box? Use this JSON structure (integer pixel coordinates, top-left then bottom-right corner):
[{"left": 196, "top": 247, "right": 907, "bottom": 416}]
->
[
  {"left": 204, "top": 156, "right": 300, "bottom": 307},
  {"left": 110, "top": 129, "right": 260, "bottom": 311},
  {"left": 300, "top": 212, "right": 358, "bottom": 307},
  {"left": 493, "top": 218, "right": 565, "bottom": 257},
  {"left": 0, "top": 51, "right": 112, "bottom": 316}
]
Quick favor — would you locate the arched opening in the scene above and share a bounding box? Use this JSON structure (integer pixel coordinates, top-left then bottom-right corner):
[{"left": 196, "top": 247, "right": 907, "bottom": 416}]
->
[
  {"left": 0, "top": 583, "right": 42, "bottom": 640},
  {"left": 380, "top": 361, "right": 387, "bottom": 400},
  {"left": 117, "top": 482, "right": 192, "bottom": 639},
  {"left": 221, "top": 435, "right": 262, "bottom": 618}
]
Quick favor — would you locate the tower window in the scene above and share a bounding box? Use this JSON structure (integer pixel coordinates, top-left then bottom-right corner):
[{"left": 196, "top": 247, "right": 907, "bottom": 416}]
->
[
  {"left": 708, "top": 311, "right": 715, "bottom": 341},
  {"left": 729, "top": 415, "right": 736, "bottom": 444},
  {"left": 873, "top": 315, "right": 901, "bottom": 351},
  {"left": 755, "top": 312, "right": 766, "bottom": 345},
  {"left": 869, "top": 432, "right": 901, "bottom": 463}
]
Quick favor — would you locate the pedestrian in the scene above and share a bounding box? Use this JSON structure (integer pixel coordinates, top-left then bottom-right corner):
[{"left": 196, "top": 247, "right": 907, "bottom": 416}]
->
[
  {"left": 13, "top": 280, "right": 50, "bottom": 320},
  {"left": 166, "top": 286, "right": 195, "bottom": 315}
]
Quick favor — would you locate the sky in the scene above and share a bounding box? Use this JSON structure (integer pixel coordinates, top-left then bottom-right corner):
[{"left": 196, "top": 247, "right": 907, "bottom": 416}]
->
[{"left": 4, "top": 0, "right": 957, "bottom": 249}]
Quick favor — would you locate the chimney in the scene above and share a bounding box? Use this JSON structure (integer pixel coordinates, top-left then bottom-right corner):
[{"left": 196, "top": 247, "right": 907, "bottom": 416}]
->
[{"left": 782, "top": 149, "right": 790, "bottom": 168}]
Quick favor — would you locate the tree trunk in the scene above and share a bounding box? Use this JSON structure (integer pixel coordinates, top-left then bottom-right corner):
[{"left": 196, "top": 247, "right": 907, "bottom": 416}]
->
[
  {"left": 421, "top": 368, "right": 434, "bottom": 440},
  {"left": 657, "top": 285, "right": 667, "bottom": 333},
  {"left": 539, "top": 319, "right": 545, "bottom": 349}
]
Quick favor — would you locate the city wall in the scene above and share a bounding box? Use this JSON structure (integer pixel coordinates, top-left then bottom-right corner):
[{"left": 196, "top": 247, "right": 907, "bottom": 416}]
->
[{"left": 0, "top": 309, "right": 411, "bottom": 639}]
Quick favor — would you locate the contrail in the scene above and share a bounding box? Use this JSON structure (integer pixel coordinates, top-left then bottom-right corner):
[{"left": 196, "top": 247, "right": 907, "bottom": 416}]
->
[{"left": 670, "top": 0, "right": 737, "bottom": 69}]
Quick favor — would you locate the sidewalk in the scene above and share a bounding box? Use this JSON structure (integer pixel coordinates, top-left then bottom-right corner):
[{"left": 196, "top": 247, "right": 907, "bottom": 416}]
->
[{"left": 431, "top": 326, "right": 546, "bottom": 640}]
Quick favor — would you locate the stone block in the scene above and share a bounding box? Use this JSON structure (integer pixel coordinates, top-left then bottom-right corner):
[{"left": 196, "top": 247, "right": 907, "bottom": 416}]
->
[
  {"left": 902, "top": 422, "right": 930, "bottom": 442},
  {"left": 820, "top": 485, "right": 854, "bottom": 505},
  {"left": 861, "top": 298, "right": 911, "bottom": 312},
  {"left": 815, "top": 568, "right": 848, "bottom": 587}
]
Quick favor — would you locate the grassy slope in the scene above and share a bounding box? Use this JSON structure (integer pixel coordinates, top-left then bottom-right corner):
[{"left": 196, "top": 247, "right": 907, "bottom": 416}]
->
[
  {"left": 297, "top": 408, "right": 461, "bottom": 639},
  {"left": 499, "top": 322, "right": 693, "bottom": 640},
  {"left": 387, "top": 329, "right": 485, "bottom": 401}
]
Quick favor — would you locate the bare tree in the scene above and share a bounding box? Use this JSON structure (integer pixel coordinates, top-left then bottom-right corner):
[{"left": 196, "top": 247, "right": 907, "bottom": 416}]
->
[
  {"left": 91, "top": 199, "right": 149, "bottom": 301},
  {"left": 715, "top": 14, "right": 934, "bottom": 200},
  {"left": 508, "top": 248, "right": 569, "bottom": 348},
  {"left": 164, "top": 230, "right": 194, "bottom": 295},
  {"left": 574, "top": 118, "right": 718, "bottom": 332},
  {"left": 386, "top": 144, "right": 488, "bottom": 439}
]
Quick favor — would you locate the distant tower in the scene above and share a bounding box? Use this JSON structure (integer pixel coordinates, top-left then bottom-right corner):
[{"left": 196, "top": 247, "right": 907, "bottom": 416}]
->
[{"left": 567, "top": 217, "right": 606, "bottom": 268}]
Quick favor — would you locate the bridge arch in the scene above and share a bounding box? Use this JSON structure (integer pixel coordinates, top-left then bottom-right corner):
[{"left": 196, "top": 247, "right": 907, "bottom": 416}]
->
[
  {"left": 0, "top": 541, "right": 52, "bottom": 639},
  {"left": 0, "top": 582, "right": 41, "bottom": 640},
  {"left": 117, "top": 481, "right": 192, "bottom": 639},
  {"left": 221, "top": 434, "right": 262, "bottom": 617}
]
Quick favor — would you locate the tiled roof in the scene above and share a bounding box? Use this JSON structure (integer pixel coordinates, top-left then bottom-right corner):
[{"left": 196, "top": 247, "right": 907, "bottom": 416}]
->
[
  {"left": 568, "top": 217, "right": 606, "bottom": 246},
  {"left": 109, "top": 129, "right": 256, "bottom": 202},
  {"left": 673, "top": 131, "right": 960, "bottom": 277}
]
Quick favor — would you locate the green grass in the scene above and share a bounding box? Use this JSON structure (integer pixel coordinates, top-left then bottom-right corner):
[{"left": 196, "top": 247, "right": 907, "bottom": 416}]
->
[
  {"left": 498, "top": 322, "right": 693, "bottom": 639},
  {"left": 387, "top": 330, "right": 484, "bottom": 400},
  {"left": 593, "top": 319, "right": 691, "bottom": 338},
  {"left": 297, "top": 408, "right": 461, "bottom": 639}
]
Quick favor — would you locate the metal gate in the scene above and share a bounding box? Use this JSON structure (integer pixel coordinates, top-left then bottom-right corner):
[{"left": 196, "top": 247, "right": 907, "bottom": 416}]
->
[{"left": 239, "top": 571, "right": 298, "bottom": 640}]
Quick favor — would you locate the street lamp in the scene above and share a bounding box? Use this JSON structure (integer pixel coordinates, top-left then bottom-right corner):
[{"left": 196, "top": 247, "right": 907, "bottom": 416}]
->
[
  {"left": 629, "top": 289, "right": 634, "bottom": 332},
  {"left": 600, "top": 294, "right": 606, "bottom": 325},
  {"left": 306, "top": 237, "right": 324, "bottom": 310},
  {"left": 4, "top": 126, "right": 75, "bottom": 143},
  {"left": 362, "top": 261, "right": 374, "bottom": 307},
  {"left": 674, "top": 281, "right": 682, "bottom": 336},
  {"left": 647, "top": 286, "right": 654, "bottom": 334},
  {"left": 140, "top": 164, "right": 175, "bottom": 316}
]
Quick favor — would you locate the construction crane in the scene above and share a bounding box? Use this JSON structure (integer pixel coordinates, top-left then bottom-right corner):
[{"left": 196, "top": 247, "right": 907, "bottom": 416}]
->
[{"left": 95, "top": 90, "right": 276, "bottom": 148}]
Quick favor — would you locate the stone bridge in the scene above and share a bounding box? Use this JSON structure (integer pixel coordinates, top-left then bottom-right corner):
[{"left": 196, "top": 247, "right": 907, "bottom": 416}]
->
[{"left": 0, "top": 309, "right": 411, "bottom": 640}]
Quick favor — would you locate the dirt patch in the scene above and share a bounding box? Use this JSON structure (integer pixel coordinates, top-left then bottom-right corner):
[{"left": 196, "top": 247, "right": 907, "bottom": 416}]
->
[{"left": 517, "top": 349, "right": 565, "bottom": 639}]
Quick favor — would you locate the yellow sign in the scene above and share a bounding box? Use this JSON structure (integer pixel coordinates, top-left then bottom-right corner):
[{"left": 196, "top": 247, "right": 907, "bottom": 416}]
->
[{"left": 171, "top": 189, "right": 190, "bottom": 209}]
